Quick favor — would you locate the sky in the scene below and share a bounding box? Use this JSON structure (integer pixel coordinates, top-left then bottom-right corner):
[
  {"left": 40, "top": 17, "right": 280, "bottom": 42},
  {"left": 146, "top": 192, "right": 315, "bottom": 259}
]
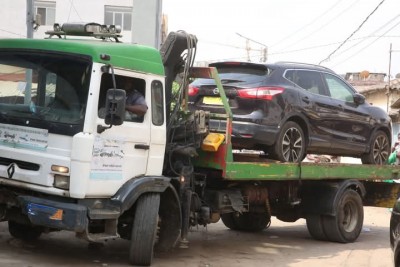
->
[{"left": 163, "top": 0, "right": 400, "bottom": 77}]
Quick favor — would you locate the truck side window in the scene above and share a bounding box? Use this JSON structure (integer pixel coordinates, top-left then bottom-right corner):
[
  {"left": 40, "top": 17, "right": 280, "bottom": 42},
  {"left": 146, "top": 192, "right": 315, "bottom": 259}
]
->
[
  {"left": 151, "top": 80, "right": 164, "bottom": 126},
  {"left": 98, "top": 73, "right": 147, "bottom": 123}
]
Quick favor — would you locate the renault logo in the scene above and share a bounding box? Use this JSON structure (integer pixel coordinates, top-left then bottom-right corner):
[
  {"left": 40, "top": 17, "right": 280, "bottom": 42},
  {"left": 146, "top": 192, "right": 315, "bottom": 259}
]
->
[
  {"left": 212, "top": 88, "right": 219, "bottom": 95},
  {"left": 7, "top": 163, "right": 15, "bottom": 179}
]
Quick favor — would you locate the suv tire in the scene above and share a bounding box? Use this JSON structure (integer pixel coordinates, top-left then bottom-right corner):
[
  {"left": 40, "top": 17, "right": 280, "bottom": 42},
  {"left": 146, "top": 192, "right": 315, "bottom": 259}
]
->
[
  {"left": 361, "top": 130, "right": 390, "bottom": 165},
  {"left": 274, "top": 121, "right": 305, "bottom": 163}
]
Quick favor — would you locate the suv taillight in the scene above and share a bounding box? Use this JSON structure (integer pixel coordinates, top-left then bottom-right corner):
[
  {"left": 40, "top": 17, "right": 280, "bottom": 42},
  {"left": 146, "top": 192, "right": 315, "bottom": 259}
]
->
[
  {"left": 188, "top": 85, "right": 199, "bottom": 96},
  {"left": 237, "top": 87, "right": 284, "bottom": 100}
]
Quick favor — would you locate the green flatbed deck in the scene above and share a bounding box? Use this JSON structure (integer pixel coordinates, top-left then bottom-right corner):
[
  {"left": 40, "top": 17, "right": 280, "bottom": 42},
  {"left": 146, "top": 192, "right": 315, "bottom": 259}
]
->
[{"left": 195, "top": 144, "right": 400, "bottom": 181}]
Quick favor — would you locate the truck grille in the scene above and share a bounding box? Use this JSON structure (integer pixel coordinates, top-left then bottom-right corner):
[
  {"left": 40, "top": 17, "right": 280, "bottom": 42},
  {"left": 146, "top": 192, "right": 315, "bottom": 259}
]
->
[{"left": 0, "top": 157, "right": 40, "bottom": 171}]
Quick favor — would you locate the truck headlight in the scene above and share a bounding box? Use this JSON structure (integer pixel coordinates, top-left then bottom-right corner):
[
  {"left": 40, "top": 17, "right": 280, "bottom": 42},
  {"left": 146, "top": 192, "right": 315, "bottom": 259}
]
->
[
  {"left": 54, "top": 175, "right": 70, "bottom": 190},
  {"left": 51, "top": 165, "right": 69, "bottom": 173}
]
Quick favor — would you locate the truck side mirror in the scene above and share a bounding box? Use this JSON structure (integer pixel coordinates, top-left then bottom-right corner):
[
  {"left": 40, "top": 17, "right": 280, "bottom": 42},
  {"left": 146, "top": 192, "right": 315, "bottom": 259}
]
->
[{"left": 105, "top": 89, "right": 126, "bottom": 125}]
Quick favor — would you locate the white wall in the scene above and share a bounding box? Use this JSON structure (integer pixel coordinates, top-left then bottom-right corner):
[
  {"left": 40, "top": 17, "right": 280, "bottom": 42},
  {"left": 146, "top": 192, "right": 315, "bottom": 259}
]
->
[{"left": 0, "top": 1, "right": 27, "bottom": 38}]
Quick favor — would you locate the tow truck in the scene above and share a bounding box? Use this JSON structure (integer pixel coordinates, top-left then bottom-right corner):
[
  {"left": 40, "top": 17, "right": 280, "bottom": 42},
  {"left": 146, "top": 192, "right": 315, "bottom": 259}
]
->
[{"left": 0, "top": 22, "right": 399, "bottom": 266}]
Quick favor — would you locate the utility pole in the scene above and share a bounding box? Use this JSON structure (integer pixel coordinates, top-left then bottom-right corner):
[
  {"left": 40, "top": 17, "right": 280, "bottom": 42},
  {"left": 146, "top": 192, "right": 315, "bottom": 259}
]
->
[
  {"left": 26, "top": 0, "right": 34, "bottom": 39},
  {"left": 131, "top": 0, "right": 162, "bottom": 48},
  {"left": 25, "top": 0, "right": 34, "bottom": 105},
  {"left": 388, "top": 44, "right": 400, "bottom": 114},
  {"left": 236, "top": 33, "right": 268, "bottom": 62},
  {"left": 262, "top": 47, "right": 268, "bottom": 62},
  {"left": 388, "top": 43, "right": 392, "bottom": 112},
  {"left": 245, "top": 39, "right": 250, "bottom": 62}
]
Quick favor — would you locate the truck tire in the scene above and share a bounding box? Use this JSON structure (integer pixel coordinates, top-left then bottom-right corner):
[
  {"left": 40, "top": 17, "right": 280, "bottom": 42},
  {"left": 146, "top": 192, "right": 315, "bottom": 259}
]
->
[
  {"left": 220, "top": 213, "right": 239, "bottom": 231},
  {"left": 129, "top": 193, "right": 160, "bottom": 266},
  {"left": 221, "top": 212, "right": 270, "bottom": 232},
  {"left": 361, "top": 130, "right": 390, "bottom": 165},
  {"left": 306, "top": 214, "right": 327, "bottom": 241},
  {"left": 274, "top": 121, "right": 305, "bottom": 163},
  {"left": 322, "top": 189, "right": 363, "bottom": 243},
  {"left": 8, "top": 221, "right": 42, "bottom": 241}
]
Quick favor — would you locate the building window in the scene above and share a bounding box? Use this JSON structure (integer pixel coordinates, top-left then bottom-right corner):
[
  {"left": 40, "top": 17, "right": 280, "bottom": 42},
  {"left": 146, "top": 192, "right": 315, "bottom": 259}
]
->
[
  {"left": 104, "top": 6, "right": 132, "bottom": 31},
  {"left": 34, "top": 1, "right": 56, "bottom": 26}
]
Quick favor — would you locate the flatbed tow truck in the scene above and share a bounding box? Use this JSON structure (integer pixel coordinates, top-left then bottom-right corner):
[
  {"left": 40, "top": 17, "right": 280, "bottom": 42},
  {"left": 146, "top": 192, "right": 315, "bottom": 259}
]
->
[{"left": 0, "top": 22, "right": 399, "bottom": 266}]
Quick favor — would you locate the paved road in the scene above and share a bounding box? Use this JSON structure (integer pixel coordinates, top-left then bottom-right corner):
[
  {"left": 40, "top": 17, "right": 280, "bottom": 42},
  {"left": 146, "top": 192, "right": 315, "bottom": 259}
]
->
[{"left": 0, "top": 207, "right": 393, "bottom": 267}]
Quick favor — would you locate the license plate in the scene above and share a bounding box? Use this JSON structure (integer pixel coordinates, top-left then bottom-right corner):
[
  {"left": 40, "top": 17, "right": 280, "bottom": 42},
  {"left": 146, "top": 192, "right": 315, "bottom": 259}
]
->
[{"left": 203, "top": 96, "right": 223, "bottom": 105}]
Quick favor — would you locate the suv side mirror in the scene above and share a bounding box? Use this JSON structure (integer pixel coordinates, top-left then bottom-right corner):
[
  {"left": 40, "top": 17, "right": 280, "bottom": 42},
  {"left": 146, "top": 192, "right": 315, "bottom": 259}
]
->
[
  {"left": 353, "top": 93, "right": 365, "bottom": 105},
  {"left": 105, "top": 89, "right": 126, "bottom": 125}
]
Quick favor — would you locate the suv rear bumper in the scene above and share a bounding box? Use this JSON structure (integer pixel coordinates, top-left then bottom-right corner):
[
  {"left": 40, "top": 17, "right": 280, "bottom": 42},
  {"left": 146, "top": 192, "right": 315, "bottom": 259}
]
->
[{"left": 209, "top": 119, "right": 278, "bottom": 147}]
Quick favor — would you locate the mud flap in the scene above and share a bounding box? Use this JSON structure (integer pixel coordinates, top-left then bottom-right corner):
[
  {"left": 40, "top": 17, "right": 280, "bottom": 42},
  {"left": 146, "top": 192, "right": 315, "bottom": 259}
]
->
[{"left": 363, "top": 180, "right": 400, "bottom": 208}]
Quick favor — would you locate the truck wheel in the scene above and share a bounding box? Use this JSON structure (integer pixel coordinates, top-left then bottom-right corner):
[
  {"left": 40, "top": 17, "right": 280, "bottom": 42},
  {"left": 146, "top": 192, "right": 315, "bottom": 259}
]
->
[
  {"left": 222, "top": 212, "right": 270, "bottom": 232},
  {"left": 220, "top": 213, "right": 239, "bottom": 230},
  {"left": 361, "top": 130, "right": 390, "bottom": 165},
  {"left": 8, "top": 221, "right": 42, "bottom": 241},
  {"left": 322, "top": 189, "right": 363, "bottom": 243},
  {"left": 274, "top": 121, "right": 305, "bottom": 163},
  {"left": 306, "top": 214, "right": 327, "bottom": 241},
  {"left": 129, "top": 193, "right": 160, "bottom": 266}
]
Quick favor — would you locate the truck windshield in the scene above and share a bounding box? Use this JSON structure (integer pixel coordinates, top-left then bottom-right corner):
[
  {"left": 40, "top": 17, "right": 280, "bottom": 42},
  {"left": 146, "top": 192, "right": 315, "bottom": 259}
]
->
[{"left": 0, "top": 51, "right": 91, "bottom": 136}]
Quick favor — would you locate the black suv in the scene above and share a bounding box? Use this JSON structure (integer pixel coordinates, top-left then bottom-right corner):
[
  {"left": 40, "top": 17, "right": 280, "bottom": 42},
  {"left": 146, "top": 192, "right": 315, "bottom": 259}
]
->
[{"left": 188, "top": 61, "right": 391, "bottom": 164}]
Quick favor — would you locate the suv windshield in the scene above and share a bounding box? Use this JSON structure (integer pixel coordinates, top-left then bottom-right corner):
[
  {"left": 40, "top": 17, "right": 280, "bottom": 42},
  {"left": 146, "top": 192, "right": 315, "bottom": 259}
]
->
[
  {"left": 0, "top": 51, "right": 91, "bottom": 135},
  {"left": 191, "top": 65, "right": 270, "bottom": 86},
  {"left": 217, "top": 66, "right": 269, "bottom": 84}
]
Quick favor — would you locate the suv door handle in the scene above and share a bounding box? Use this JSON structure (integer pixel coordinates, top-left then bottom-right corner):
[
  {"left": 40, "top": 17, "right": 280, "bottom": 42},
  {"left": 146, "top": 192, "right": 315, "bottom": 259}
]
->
[
  {"left": 302, "top": 96, "right": 310, "bottom": 104},
  {"left": 135, "top": 144, "right": 150, "bottom": 150},
  {"left": 338, "top": 104, "right": 344, "bottom": 110}
]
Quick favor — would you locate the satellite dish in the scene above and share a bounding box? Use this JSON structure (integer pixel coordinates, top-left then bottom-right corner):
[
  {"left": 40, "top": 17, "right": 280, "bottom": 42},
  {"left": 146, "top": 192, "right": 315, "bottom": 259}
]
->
[{"left": 360, "top": 70, "right": 370, "bottom": 79}]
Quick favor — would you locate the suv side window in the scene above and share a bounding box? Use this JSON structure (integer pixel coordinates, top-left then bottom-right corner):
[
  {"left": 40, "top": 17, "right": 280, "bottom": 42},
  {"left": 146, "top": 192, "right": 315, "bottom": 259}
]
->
[
  {"left": 285, "top": 70, "right": 327, "bottom": 96},
  {"left": 323, "top": 73, "right": 354, "bottom": 102}
]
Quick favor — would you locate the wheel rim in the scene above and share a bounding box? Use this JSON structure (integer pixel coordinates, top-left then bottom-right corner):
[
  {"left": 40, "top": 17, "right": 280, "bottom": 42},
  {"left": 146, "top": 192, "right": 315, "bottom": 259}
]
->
[
  {"left": 342, "top": 201, "right": 358, "bottom": 232},
  {"left": 372, "top": 134, "right": 390, "bottom": 164},
  {"left": 282, "top": 127, "right": 303, "bottom": 162}
]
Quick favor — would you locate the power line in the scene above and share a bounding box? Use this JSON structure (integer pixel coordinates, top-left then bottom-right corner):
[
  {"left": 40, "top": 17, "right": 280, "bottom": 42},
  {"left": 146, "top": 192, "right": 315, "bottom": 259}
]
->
[
  {"left": 201, "top": 34, "right": 400, "bottom": 56},
  {"left": 281, "top": 0, "right": 360, "bottom": 52},
  {"left": 68, "top": 0, "right": 83, "bottom": 22},
  {"left": 236, "top": 33, "right": 267, "bottom": 48},
  {"left": 0, "top": 28, "right": 25, "bottom": 37},
  {"left": 236, "top": 33, "right": 268, "bottom": 62},
  {"left": 199, "top": 39, "right": 246, "bottom": 50},
  {"left": 270, "top": 0, "right": 345, "bottom": 48},
  {"left": 331, "top": 18, "right": 400, "bottom": 68},
  {"left": 333, "top": 13, "right": 400, "bottom": 58},
  {"left": 319, "top": 0, "right": 386, "bottom": 64},
  {"left": 275, "top": 0, "right": 360, "bottom": 53},
  {"left": 199, "top": 34, "right": 400, "bottom": 63}
]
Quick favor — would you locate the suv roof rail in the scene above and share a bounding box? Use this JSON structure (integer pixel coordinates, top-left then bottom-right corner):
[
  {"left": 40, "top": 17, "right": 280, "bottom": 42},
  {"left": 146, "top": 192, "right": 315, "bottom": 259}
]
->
[{"left": 274, "top": 61, "right": 331, "bottom": 71}]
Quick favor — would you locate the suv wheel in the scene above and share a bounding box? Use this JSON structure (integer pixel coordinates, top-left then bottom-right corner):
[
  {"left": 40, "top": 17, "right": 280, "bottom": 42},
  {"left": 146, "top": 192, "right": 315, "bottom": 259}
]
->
[
  {"left": 274, "top": 121, "right": 305, "bottom": 163},
  {"left": 361, "top": 130, "right": 390, "bottom": 165}
]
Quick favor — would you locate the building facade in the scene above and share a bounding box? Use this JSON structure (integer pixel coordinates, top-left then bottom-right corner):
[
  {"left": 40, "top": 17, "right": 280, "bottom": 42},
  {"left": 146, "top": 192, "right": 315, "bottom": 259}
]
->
[
  {"left": 346, "top": 72, "right": 400, "bottom": 140},
  {"left": 0, "top": 0, "right": 141, "bottom": 43}
]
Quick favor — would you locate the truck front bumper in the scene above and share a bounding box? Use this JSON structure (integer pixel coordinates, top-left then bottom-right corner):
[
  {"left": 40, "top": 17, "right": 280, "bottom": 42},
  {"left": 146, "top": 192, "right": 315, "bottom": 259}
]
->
[{"left": 18, "top": 196, "right": 88, "bottom": 232}]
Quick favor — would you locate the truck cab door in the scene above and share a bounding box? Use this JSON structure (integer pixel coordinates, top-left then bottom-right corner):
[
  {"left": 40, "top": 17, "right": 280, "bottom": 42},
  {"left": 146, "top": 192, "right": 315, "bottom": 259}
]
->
[{"left": 94, "top": 73, "right": 150, "bottom": 181}]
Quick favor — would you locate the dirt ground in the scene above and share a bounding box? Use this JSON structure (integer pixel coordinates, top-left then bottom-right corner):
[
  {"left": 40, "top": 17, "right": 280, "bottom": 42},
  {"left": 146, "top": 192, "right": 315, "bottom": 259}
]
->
[{"left": 0, "top": 206, "right": 393, "bottom": 267}]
